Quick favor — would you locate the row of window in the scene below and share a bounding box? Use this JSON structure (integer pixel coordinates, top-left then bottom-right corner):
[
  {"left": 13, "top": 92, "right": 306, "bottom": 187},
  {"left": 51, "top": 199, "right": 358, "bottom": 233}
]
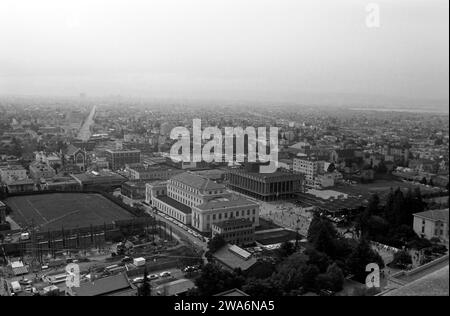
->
[
  {"left": 215, "top": 225, "right": 253, "bottom": 232},
  {"left": 208, "top": 209, "right": 257, "bottom": 222},
  {"left": 154, "top": 200, "right": 187, "bottom": 223},
  {"left": 170, "top": 180, "right": 224, "bottom": 196}
]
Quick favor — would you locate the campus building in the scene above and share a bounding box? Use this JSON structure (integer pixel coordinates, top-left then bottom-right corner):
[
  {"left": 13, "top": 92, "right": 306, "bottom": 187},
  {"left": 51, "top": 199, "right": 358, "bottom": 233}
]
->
[
  {"left": 293, "top": 158, "right": 325, "bottom": 187},
  {"left": 29, "top": 162, "right": 56, "bottom": 181},
  {"left": 65, "top": 144, "right": 88, "bottom": 172},
  {"left": 0, "top": 165, "right": 27, "bottom": 183},
  {"left": 147, "top": 172, "right": 259, "bottom": 233},
  {"left": 70, "top": 170, "right": 127, "bottom": 191},
  {"left": 212, "top": 218, "right": 255, "bottom": 246},
  {"left": 226, "top": 167, "right": 303, "bottom": 201},
  {"left": 413, "top": 209, "right": 449, "bottom": 244},
  {"left": 121, "top": 181, "right": 147, "bottom": 201},
  {"left": 125, "top": 163, "right": 183, "bottom": 181},
  {"left": 105, "top": 149, "right": 141, "bottom": 171}
]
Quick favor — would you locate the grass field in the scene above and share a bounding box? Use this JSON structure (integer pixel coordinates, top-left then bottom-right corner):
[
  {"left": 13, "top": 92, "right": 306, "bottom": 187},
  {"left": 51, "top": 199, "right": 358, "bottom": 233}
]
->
[{"left": 6, "top": 193, "right": 135, "bottom": 231}]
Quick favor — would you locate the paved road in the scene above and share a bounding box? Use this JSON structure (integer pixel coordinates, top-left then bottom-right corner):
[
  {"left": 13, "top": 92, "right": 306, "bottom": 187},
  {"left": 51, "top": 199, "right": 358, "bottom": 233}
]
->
[
  {"left": 143, "top": 206, "right": 207, "bottom": 252},
  {"left": 77, "top": 105, "right": 96, "bottom": 141}
]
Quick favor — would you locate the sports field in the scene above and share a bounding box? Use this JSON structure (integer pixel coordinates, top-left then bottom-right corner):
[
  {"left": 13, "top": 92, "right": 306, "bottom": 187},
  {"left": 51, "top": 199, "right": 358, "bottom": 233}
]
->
[{"left": 6, "top": 193, "right": 135, "bottom": 231}]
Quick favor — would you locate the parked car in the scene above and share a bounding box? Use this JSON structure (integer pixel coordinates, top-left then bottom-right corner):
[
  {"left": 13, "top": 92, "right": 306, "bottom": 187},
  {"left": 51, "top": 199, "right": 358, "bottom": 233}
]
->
[
  {"left": 147, "top": 274, "right": 159, "bottom": 280},
  {"left": 159, "top": 271, "right": 171, "bottom": 278}
]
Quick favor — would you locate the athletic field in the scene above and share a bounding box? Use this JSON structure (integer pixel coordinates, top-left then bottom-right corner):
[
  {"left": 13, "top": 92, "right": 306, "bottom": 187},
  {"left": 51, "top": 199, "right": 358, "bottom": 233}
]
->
[{"left": 6, "top": 193, "right": 135, "bottom": 231}]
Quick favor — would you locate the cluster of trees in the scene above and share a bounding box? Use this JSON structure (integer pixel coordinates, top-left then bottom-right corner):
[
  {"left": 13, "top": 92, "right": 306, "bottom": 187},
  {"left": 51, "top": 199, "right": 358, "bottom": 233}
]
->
[
  {"left": 358, "top": 188, "right": 426, "bottom": 248},
  {"left": 187, "top": 263, "right": 246, "bottom": 296},
  {"left": 207, "top": 234, "right": 226, "bottom": 254},
  {"left": 191, "top": 215, "right": 384, "bottom": 296},
  {"left": 137, "top": 268, "right": 152, "bottom": 296},
  {"left": 307, "top": 215, "right": 384, "bottom": 284}
]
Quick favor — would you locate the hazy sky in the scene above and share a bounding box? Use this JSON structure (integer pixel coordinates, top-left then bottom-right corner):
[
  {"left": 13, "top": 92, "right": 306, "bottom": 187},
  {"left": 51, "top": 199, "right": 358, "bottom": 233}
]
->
[{"left": 0, "top": 0, "right": 448, "bottom": 107}]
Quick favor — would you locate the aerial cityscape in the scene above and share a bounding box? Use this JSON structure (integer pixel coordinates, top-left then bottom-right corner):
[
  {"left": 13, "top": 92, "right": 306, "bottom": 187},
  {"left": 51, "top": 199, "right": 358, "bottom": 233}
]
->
[{"left": 0, "top": 0, "right": 448, "bottom": 301}]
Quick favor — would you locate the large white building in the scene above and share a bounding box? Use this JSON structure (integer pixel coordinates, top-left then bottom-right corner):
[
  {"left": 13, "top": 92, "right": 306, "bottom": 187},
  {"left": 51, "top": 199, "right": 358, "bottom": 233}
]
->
[
  {"left": 293, "top": 158, "right": 325, "bottom": 187},
  {"left": 146, "top": 172, "right": 259, "bottom": 233},
  {"left": 0, "top": 165, "right": 28, "bottom": 183},
  {"left": 413, "top": 209, "right": 449, "bottom": 244}
]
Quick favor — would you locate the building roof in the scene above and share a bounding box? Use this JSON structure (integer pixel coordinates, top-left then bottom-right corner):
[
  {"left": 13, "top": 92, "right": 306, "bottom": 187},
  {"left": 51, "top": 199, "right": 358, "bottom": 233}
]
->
[
  {"left": 66, "top": 144, "right": 81, "bottom": 156},
  {"left": 5, "top": 178, "right": 34, "bottom": 186},
  {"left": 154, "top": 279, "right": 195, "bottom": 296},
  {"left": 213, "top": 218, "right": 253, "bottom": 229},
  {"left": 414, "top": 209, "right": 449, "bottom": 223},
  {"left": 213, "top": 244, "right": 257, "bottom": 271},
  {"left": 72, "top": 273, "right": 133, "bottom": 296},
  {"left": 214, "top": 288, "right": 250, "bottom": 296},
  {"left": 70, "top": 170, "right": 127, "bottom": 183},
  {"left": 105, "top": 149, "right": 141, "bottom": 154},
  {"left": 384, "top": 265, "right": 449, "bottom": 296},
  {"left": 156, "top": 195, "right": 192, "bottom": 214},
  {"left": 0, "top": 164, "right": 26, "bottom": 171},
  {"left": 196, "top": 195, "right": 258, "bottom": 211},
  {"left": 228, "top": 168, "right": 303, "bottom": 181},
  {"left": 171, "top": 172, "right": 225, "bottom": 191}
]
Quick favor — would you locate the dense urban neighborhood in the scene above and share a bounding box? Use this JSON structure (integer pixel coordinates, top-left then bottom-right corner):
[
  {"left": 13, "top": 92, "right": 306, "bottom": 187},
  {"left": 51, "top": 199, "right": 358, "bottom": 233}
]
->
[{"left": 0, "top": 97, "right": 448, "bottom": 297}]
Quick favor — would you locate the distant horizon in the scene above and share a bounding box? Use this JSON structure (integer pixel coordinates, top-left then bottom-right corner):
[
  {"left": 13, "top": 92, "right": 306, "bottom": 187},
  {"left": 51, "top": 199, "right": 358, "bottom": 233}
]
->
[
  {"left": 0, "top": 92, "right": 448, "bottom": 114},
  {"left": 1, "top": 0, "right": 448, "bottom": 107}
]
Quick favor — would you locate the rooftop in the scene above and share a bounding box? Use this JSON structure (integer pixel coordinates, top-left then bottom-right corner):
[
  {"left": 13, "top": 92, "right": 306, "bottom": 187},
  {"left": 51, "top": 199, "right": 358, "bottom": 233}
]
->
[
  {"left": 72, "top": 273, "right": 134, "bottom": 296},
  {"left": 105, "top": 149, "right": 141, "bottom": 153},
  {"left": 155, "top": 195, "right": 192, "bottom": 214},
  {"left": 171, "top": 172, "right": 225, "bottom": 191},
  {"left": 414, "top": 209, "right": 449, "bottom": 223},
  {"left": 228, "top": 168, "right": 303, "bottom": 181},
  {"left": 71, "top": 170, "right": 127, "bottom": 183},
  {"left": 213, "top": 244, "right": 257, "bottom": 271},
  {"left": 0, "top": 164, "right": 26, "bottom": 171},
  {"left": 384, "top": 265, "right": 449, "bottom": 296},
  {"left": 153, "top": 279, "right": 196, "bottom": 296},
  {"left": 214, "top": 288, "right": 250, "bottom": 296},
  {"left": 196, "top": 195, "right": 258, "bottom": 211},
  {"left": 213, "top": 218, "right": 254, "bottom": 229}
]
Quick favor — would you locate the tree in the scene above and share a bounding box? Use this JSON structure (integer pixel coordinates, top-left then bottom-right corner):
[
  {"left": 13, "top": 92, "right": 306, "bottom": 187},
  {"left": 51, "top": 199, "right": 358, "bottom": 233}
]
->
[
  {"left": 207, "top": 234, "right": 226, "bottom": 254},
  {"left": 383, "top": 188, "right": 395, "bottom": 221},
  {"left": 313, "top": 224, "right": 336, "bottom": 257},
  {"left": 392, "top": 187, "right": 406, "bottom": 226},
  {"left": 412, "top": 187, "right": 425, "bottom": 214},
  {"left": 391, "top": 250, "right": 412, "bottom": 269},
  {"left": 277, "top": 241, "right": 296, "bottom": 259},
  {"left": 305, "top": 248, "right": 330, "bottom": 273},
  {"left": 242, "top": 278, "right": 282, "bottom": 297},
  {"left": 137, "top": 268, "right": 151, "bottom": 296},
  {"left": 194, "top": 263, "right": 245, "bottom": 296},
  {"left": 308, "top": 215, "right": 337, "bottom": 247},
  {"left": 299, "top": 264, "right": 320, "bottom": 291},
  {"left": 316, "top": 262, "right": 344, "bottom": 292},
  {"left": 366, "top": 194, "right": 380, "bottom": 216},
  {"left": 346, "top": 239, "right": 384, "bottom": 283},
  {"left": 271, "top": 253, "right": 309, "bottom": 293}
]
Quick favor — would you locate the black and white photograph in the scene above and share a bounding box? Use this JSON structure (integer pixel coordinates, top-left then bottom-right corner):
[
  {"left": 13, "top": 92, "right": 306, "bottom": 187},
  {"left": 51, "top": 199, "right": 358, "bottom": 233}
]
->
[{"left": 0, "top": 0, "right": 448, "bottom": 303}]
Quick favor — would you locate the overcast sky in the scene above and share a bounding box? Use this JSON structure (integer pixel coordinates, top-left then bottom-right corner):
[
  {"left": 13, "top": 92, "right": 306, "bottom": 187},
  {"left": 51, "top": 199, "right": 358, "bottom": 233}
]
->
[{"left": 0, "top": 0, "right": 448, "bottom": 107}]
